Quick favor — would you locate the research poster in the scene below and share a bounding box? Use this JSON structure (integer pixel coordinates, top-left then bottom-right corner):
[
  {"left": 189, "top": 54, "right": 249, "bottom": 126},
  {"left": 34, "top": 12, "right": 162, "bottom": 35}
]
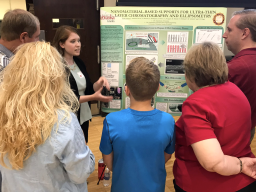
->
[{"left": 100, "top": 7, "right": 227, "bottom": 115}]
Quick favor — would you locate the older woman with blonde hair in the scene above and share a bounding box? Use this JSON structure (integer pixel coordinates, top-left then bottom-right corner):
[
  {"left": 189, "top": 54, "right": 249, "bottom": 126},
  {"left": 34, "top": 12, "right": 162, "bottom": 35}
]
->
[
  {"left": 173, "top": 42, "right": 256, "bottom": 192},
  {"left": 0, "top": 41, "right": 95, "bottom": 192}
]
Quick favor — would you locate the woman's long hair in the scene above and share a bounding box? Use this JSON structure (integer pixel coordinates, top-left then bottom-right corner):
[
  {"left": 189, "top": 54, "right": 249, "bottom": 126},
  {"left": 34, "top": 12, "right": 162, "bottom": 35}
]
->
[{"left": 0, "top": 41, "right": 79, "bottom": 170}]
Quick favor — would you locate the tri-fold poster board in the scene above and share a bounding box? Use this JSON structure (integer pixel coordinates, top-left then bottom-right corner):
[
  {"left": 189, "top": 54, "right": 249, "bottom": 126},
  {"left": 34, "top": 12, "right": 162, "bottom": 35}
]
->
[{"left": 100, "top": 7, "right": 227, "bottom": 115}]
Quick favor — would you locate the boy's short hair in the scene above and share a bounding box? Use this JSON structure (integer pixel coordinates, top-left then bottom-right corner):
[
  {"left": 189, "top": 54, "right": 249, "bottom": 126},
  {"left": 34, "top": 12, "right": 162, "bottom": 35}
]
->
[
  {"left": 0, "top": 9, "right": 39, "bottom": 41},
  {"left": 126, "top": 57, "right": 160, "bottom": 101}
]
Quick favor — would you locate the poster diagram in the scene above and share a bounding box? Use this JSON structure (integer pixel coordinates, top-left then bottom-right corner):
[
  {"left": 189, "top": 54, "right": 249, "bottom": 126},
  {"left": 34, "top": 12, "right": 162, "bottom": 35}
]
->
[
  {"left": 102, "top": 63, "right": 119, "bottom": 87},
  {"left": 165, "top": 59, "right": 184, "bottom": 74},
  {"left": 195, "top": 29, "right": 222, "bottom": 44},
  {"left": 167, "top": 32, "right": 189, "bottom": 53},
  {"left": 168, "top": 103, "right": 182, "bottom": 113},
  {"left": 126, "top": 32, "right": 159, "bottom": 51},
  {"left": 155, "top": 97, "right": 186, "bottom": 114},
  {"left": 101, "top": 86, "right": 122, "bottom": 109},
  {"left": 126, "top": 55, "right": 158, "bottom": 69},
  {"left": 157, "top": 80, "right": 188, "bottom": 98}
]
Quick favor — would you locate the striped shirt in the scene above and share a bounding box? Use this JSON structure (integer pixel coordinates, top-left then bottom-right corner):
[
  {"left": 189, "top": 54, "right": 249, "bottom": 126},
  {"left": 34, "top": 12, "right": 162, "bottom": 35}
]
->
[
  {"left": 0, "top": 44, "right": 14, "bottom": 72},
  {"left": 0, "top": 44, "right": 14, "bottom": 192}
]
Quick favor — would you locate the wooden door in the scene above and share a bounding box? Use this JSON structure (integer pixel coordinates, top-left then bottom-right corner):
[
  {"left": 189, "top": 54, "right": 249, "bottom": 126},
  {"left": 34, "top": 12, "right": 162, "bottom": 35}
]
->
[{"left": 34, "top": 0, "right": 104, "bottom": 86}]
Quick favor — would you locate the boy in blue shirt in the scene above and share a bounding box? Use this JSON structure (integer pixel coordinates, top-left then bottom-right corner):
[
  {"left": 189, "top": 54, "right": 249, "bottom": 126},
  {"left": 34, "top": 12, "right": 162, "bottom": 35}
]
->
[{"left": 99, "top": 57, "right": 175, "bottom": 192}]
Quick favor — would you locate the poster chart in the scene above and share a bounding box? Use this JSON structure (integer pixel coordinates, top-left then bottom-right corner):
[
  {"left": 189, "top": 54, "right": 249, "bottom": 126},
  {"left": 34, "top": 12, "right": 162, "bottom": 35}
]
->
[
  {"left": 101, "top": 7, "right": 227, "bottom": 115},
  {"left": 167, "top": 32, "right": 189, "bottom": 53},
  {"left": 195, "top": 29, "right": 222, "bottom": 44},
  {"left": 102, "top": 62, "right": 119, "bottom": 86}
]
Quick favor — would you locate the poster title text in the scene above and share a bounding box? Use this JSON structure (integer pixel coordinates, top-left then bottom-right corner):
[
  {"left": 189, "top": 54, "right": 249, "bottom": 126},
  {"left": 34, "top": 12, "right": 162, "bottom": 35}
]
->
[{"left": 111, "top": 10, "right": 217, "bottom": 18}]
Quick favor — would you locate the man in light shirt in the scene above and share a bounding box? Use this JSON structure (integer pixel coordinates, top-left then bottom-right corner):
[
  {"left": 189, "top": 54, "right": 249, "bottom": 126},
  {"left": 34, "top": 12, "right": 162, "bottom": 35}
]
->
[{"left": 0, "top": 9, "right": 40, "bottom": 72}]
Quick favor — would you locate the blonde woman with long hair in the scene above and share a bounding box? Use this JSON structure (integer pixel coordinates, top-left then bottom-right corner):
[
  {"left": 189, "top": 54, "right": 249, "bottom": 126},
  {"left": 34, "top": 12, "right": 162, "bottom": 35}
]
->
[{"left": 0, "top": 41, "right": 95, "bottom": 192}]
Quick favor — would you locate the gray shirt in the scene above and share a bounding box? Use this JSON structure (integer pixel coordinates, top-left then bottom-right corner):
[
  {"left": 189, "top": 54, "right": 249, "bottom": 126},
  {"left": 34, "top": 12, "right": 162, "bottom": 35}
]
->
[
  {"left": 0, "top": 111, "right": 95, "bottom": 192},
  {"left": 70, "top": 63, "right": 92, "bottom": 124},
  {"left": 0, "top": 44, "right": 14, "bottom": 191},
  {"left": 0, "top": 44, "right": 14, "bottom": 72}
]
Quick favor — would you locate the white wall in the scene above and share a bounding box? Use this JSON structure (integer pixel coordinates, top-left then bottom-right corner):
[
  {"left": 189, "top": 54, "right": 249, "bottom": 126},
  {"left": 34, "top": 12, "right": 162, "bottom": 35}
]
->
[{"left": 0, "top": 0, "right": 26, "bottom": 19}]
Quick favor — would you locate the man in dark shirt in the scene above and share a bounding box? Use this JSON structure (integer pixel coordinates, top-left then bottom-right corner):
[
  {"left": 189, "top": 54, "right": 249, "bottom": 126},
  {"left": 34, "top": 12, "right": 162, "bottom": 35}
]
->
[
  {"left": 223, "top": 9, "right": 256, "bottom": 142},
  {"left": 0, "top": 9, "right": 40, "bottom": 72}
]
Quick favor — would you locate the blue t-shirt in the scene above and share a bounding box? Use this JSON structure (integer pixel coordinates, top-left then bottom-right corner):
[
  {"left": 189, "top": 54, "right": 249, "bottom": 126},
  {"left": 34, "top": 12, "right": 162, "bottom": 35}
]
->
[{"left": 100, "top": 108, "right": 175, "bottom": 192}]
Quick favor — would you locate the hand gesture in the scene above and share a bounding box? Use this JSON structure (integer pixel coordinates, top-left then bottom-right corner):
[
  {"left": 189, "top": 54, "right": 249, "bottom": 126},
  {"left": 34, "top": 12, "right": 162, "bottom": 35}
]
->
[
  {"left": 93, "top": 86, "right": 113, "bottom": 102},
  {"left": 97, "top": 76, "right": 110, "bottom": 91},
  {"left": 240, "top": 157, "right": 256, "bottom": 179}
]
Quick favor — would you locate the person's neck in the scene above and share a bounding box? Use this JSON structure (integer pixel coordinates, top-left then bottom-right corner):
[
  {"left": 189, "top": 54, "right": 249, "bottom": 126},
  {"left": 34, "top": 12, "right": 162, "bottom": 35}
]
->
[
  {"left": 130, "top": 98, "right": 154, "bottom": 111},
  {"left": 196, "top": 83, "right": 217, "bottom": 92},
  {"left": 235, "top": 41, "right": 256, "bottom": 55},
  {"left": 64, "top": 53, "right": 74, "bottom": 65},
  {"left": 0, "top": 38, "right": 21, "bottom": 53}
]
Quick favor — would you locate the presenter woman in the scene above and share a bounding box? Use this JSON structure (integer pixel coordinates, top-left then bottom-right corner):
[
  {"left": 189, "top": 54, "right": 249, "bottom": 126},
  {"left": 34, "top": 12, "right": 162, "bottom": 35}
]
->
[
  {"left": 173, "top": 42, "right": 256, "bottom": 192},
  {"left": 53, "top": 25, "right": 112, "bottom": 143}
]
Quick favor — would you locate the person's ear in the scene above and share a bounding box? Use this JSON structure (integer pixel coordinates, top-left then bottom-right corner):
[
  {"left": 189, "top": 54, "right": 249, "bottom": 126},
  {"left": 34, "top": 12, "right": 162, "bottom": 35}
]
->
[
  {"left": 59, "top": 41, "right": 65, "bottom": 49},
  {"left": 20, "top": 32, "right": 28, "bottom": 43},
  {"left": 241, "top": 28, "right": 250, "bottom": 40},
  {"left": 157, "top": 83, "right": 160, "bottom": 91},
  {"left": 125, "top": 85, "right": 130, "bottom": 97}
]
